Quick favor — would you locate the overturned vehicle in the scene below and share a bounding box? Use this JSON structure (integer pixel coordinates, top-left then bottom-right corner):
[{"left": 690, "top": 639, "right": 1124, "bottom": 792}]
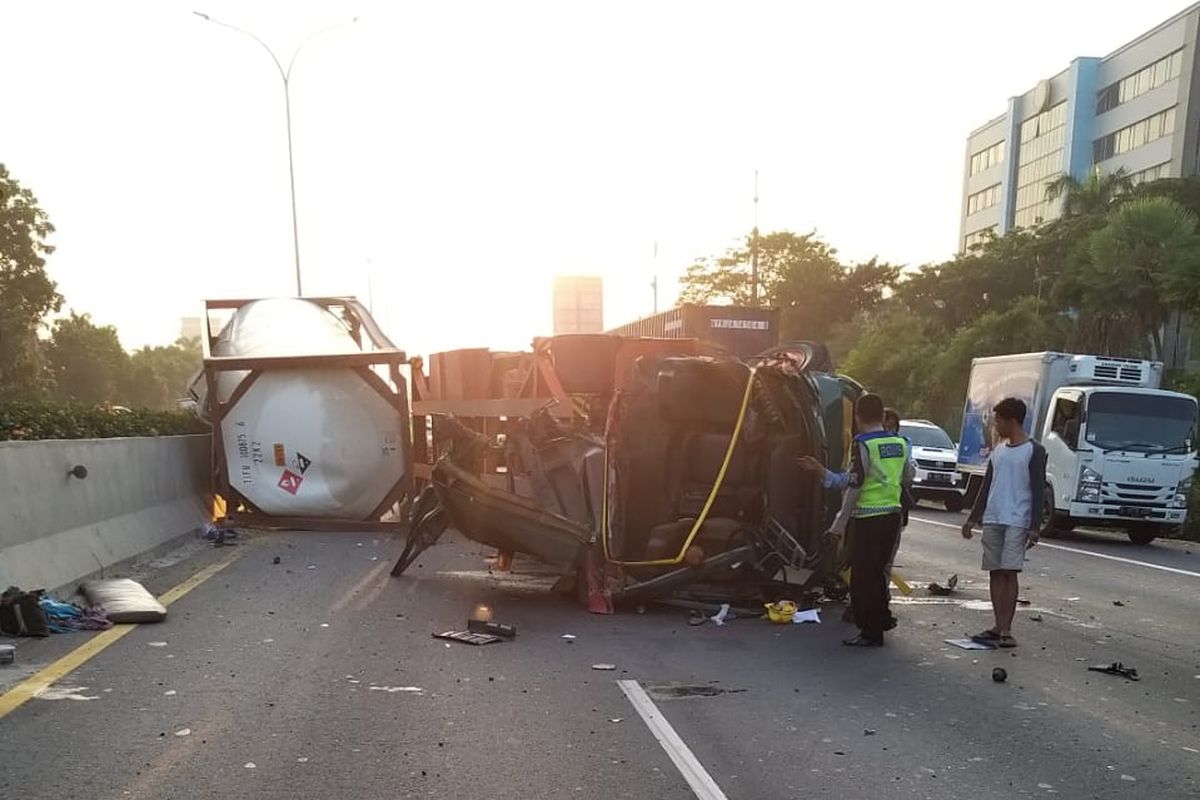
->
[{"left": 393, "top": 336, "right": 860, "bottom": 613}]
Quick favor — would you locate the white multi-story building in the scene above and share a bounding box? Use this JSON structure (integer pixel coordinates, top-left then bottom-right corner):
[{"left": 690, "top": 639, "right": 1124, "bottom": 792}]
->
[
  {"left": 960, "top": 3, "right": 1200, "bottom": 250},
  {"left": 959, "top": 4, "right": 1199, "bottom": 369}
]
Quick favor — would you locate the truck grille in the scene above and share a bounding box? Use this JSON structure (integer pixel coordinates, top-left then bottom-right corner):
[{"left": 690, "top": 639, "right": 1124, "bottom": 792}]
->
[
  {"left": 1099, "top": 481, "right": 1171, "bottom": 506},
  {"left": 916, "top": 459, "right": 957, "bottom": 471}
]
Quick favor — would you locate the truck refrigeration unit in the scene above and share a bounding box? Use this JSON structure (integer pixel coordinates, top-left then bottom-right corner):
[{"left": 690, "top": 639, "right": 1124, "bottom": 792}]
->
[{"left": 958, "top": 352, "right": 1198, "bottom": 545}]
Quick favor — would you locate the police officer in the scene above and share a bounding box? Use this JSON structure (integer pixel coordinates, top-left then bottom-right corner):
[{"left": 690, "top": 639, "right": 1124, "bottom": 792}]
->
[{"left": 800, "top": 393, "right": 913, "bottom": 647}]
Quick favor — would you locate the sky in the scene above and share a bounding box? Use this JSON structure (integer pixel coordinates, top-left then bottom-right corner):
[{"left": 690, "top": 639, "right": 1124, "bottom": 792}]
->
[{"left": 0, "top": 0, "right": 1193, "bottom": 357}]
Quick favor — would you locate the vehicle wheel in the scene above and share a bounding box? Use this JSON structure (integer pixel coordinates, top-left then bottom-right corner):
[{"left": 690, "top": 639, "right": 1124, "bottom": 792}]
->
[
  {"left": 1040, "top": 488, "right": 1064, "bottom": 538},
  {"left": 943, "top": 494, "right": 964, "bottom": 513},
  {"left": 1126, "top": 527, "right": 1157, "bottom": 546}
]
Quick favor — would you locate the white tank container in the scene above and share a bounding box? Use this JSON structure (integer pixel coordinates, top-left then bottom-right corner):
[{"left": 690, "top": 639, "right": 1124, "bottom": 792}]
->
[{"left": 202, "top": 298, "right": 407, "bottom": 519}]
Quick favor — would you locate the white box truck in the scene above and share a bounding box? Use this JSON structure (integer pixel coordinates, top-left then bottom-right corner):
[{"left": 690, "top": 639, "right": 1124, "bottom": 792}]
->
[{"left": 958, "top": 352, "right": 1198, "bottom": 545}]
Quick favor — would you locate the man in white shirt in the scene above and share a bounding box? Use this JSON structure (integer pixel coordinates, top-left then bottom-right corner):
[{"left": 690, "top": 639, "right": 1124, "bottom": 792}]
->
[{"left": 961, "top": 398, "right": 1048, "bottom": 649}]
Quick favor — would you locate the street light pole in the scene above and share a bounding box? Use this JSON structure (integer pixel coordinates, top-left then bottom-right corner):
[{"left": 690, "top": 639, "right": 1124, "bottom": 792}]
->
[{"left": 193, "top": 12, "right": 357, "bottom": 296}]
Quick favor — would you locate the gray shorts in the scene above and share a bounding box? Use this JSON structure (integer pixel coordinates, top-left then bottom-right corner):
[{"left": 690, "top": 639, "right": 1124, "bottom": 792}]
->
[{"left": 982, "top": 524, "right": 1028, "bottom": 572}]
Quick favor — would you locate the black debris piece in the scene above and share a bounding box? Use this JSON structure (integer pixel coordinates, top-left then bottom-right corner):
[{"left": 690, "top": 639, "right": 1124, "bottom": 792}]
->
[
  {"left": 467, "top": 619, "right": 517, "bottom": 638},
  {"left": 928, "top": 574, "right": 959, "bottom": 596},
  {"left": 433, "top": 630, "right": 503, "bottom": 646},
  {"left": 1088, "top": 662, "right": 1139, "bottom": 681}
]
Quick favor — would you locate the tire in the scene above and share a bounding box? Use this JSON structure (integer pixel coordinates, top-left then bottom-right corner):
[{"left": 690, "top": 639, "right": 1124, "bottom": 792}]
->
[
  {"left": 1126, "top": 527, "right": 1157, "bottom": 546},
  {"left": 1040, "top": 487, "right": 1066, "bottom": 538},
  {"left": 943, "top": 494, "right": 965, "bottom": 513}
]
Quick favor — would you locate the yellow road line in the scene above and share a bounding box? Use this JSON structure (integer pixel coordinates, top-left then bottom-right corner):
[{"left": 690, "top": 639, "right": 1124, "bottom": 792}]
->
[
  {"left": 330, "top": 559, "right": 392, "bottom": 614},
  {"left": 157, "top": 548, "right": 245, "bottom": 606},
  {"left": 0, "top": 545, "right": 247, "bottom": 720}
]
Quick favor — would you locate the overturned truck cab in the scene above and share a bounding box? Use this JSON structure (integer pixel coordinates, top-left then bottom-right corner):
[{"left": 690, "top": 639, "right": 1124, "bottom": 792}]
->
[{"left": 393, "top": 336, "right": 857, "bottom": 612}]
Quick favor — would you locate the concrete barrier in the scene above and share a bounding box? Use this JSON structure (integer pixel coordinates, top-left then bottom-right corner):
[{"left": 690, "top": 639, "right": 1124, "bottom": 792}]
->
[{"left": 0, "top": 435, "right": 211, "bottom": 592}]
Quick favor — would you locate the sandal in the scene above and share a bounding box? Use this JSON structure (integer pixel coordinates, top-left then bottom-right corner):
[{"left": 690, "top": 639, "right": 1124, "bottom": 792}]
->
[
  {"left": 997, "top": 635, "right": 1017, "bottom": 648},
  {"left": 970, "top": 629, "right": 1001, "bottom": 643}
]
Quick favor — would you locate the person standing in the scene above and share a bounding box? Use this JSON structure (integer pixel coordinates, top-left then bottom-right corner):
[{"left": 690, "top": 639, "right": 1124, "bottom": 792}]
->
[
  {"left": 883, "top": 408, "right": 913, "bottom": 530},
  {"left": 800, "top": 393, "right": 912, "bottom": 647},
  {"left": 961, "top": 398, "right": 1047, "bottom": 649}
]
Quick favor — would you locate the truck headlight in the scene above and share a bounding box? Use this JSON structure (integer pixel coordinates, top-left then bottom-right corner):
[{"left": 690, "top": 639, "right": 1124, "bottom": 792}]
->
[
  {"left": 1078, "top": 466, "right": 1102, "bottom": 503},
  {"left": 1175, "top": 475, "right": 1194, "bottom": 509}
]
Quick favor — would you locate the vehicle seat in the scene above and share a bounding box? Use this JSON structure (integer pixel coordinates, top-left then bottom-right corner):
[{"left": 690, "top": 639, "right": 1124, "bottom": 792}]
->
[{"left": 674, "top": 431, "right": 759, "bottom": 520}]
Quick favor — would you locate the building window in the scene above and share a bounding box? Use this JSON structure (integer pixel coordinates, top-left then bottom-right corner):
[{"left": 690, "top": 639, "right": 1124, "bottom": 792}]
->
[
  {"left": 1129, "top": 161, "right": 1171, "bottom": 186},
  {"left": 1012, "top": 101, "right": 1068, "bottom": 229},
  {"left": 1096, "top": 50, "right": 1184, "bottom": 114},
  {"left": 969, "top": 140, "right": 1006, "bottom": 176},
  {"left": 966, "top": 183, "right": 1002, "bottom": 215},
  {"left": 1093, "top": 106, "right": 1177, "bottom": 163},
  {"left": 963, "top": 226, "right": 998, "bottom": 252}
]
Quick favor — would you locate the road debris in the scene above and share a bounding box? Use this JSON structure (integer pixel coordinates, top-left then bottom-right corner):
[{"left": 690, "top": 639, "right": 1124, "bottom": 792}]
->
[
  {"left": 244, "top": 762, "right": 257, "bottom": 769},
  {"left": 992, "top": 667, "right": 1007, "bottom": 683},
  {"left": 1016, "top": 598, "right": 1031, "bottom": 606},
  {"left": 765, "top": 600, "right": 797, "bottom": 623},
  {"left": 0, "top": 644, "right": 15, "bottom": 665},
  {"left": 175, "top": 728, "right": 191, "bottom": 737},
  {"left": 1029, "top": 613, "right": 1044, "bottom": 622},
  {"left": 687, "top": 611, "right": 707, "bottom": 626},
  {"left": 561, "top": 634, "right": 577, "bottom": 642},
  {"left": 272, "top": 556, "right": 281, "bottom": 565},
  {"left": 433, "top": 630, "right": 503, "bottom": 646},
  {"left": 792, "top": 608, "right": 821, "bottom": 625},
  {"left": 928, "top": 574, "right": 959, "bottom": 596},
  {"left": 609, "top": 718, "right": 623, "bottom": 724},
  {"left": 945, "top": 638, "right": 996, "bottom": 650},
  {"left": 864, "top": 729, "right": 876, "bottom": 736},
  {"left": 591, "top": 663, "right": 617, "bottom": 671},
  {"left": 1112, "top": 600, "right": 1125, "bottom": 607},
  {"left": 35, "top": 685, "right": 99, "bottom": 701},
  {"left": 467, "top": 619, "right": 517, "bottom": 638},
  {"left": 710, "top": 603, "right": 734, "bottom": 626},
  {"left": 1088, "top": 662, "right": 1139, "bottom": 681},
  {"left": 368, "top": 686, "right": 423, "bottom": 693},
  {"left": 81, "top": 579, "right": 166, "bottom": 624}
]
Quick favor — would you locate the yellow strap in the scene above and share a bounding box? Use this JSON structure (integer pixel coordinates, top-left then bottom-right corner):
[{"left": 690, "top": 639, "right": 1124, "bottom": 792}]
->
[
  {"left": 601, "top": 366, "right": 756, "bottom": 566},
  {"left": 841, "top": 567, "right": 912, "bottom": 595}
]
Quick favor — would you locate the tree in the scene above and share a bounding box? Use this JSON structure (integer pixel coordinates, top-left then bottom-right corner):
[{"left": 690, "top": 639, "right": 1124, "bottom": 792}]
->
[
  {"left": 46, "top": 312, "right": 130, "bottom": 405},
  {"left": 926, "top": 298, "right": 1071, "bottom": 431},
  {"left": 1044, "top": 167, "right": 1132, "bottom": 217},
  {"left": 1066, "top": 197, "right": 1200, "bottom": 360},
  {"left": 0, "top": 164, "right": 62, "bottom": 398},
  {"left": 679, "top": 230, "right": 900, "bottom": 343},
  {"left": 839, "top": 311, "right": 942, "bottom": 419},
  {"left": 123, "top": 337, "right": 201, "bottom": 410}
]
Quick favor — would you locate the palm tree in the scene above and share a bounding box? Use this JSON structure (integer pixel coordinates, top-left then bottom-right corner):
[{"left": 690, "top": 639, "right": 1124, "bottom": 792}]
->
[
  {"left": 1074, "top": 196, "right": 1200, "bottom": 360},
  {"left": 1044, "top": 167, "right": 1133, "bottom": 217}
]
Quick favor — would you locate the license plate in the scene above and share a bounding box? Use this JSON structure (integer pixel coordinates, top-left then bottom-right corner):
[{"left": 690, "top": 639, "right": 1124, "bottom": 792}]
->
[
  {"left": 926, "top": 473, "right": 952, "bottom": 485},
  {"left": 1118, "top": 506, "right": 1152, "bottom": 518}
]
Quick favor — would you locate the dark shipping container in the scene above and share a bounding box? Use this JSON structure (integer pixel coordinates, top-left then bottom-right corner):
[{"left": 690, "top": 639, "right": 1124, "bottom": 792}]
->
[{"left": 605, "top": 304, "right": 779, "bottom": 359}]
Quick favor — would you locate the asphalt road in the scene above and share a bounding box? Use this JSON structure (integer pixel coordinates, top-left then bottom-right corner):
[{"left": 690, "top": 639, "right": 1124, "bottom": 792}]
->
[{"left": 2, "top": 511, "right": 1198, "bottom": 800}]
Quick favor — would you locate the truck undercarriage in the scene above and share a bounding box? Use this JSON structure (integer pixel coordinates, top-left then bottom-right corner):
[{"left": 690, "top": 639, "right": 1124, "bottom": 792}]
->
[{"left": 392, "top": 337, "right": 852, "bottom": 612}]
